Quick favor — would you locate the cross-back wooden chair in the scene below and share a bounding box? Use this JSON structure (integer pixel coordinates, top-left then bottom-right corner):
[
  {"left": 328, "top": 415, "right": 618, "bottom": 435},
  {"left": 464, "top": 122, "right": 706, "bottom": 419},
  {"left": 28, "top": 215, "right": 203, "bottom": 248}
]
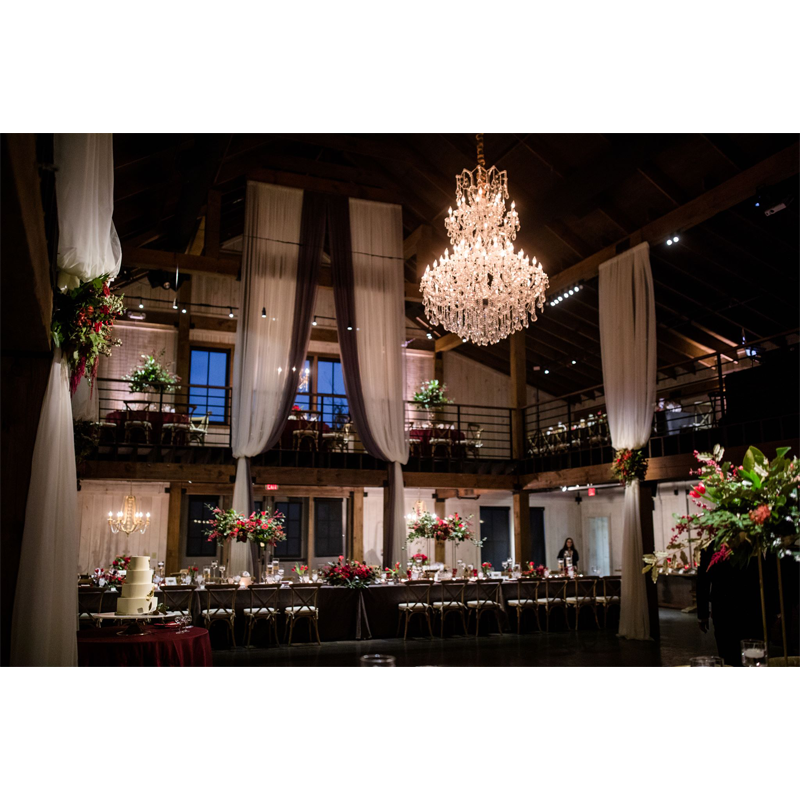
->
[
  {"left": 159, "top": 586, "right": 195, "bottom": 619},
  {"left": 539, "top": 578, "right": 569, "bottom": 632},
  {"left": 467, "top": 581, "right": 505, "bottom": 636},
  {"left": 431, "top": 581, "right": 467, "bottom": 637},
  {"left": 201, "top": 585, "right": 238, "bottom": 647},
  {"left": 285, "top": 584, "right": 320, "bottom": 645},
  {"left": 78, "top": 587, "right": 107, "bottom": 628},
  {"left": 397, "top": 581, "right": 434, "bottom": 640},
  {"left": 244, "top": 584, "right": 281, "bottom": 646},
  {"left": 566, "top": 578, "right": 599, "bottom": 630},
  {"left": 597, "top": 576, "right": 622, "bottom": 628},
  {"left": 506, "top": 578, "right": 541, "bottom": 634}
]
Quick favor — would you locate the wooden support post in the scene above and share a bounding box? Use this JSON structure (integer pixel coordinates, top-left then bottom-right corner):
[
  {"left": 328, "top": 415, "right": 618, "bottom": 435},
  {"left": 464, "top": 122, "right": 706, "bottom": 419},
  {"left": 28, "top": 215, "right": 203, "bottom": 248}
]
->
[
  {"left": 205, "top": 190, "right": 221, "bottom": 259},
  {"left": 307, "top": 497, "right": 315, "bottom": 565},
  {"left": 350, "top": 489, "right": 364, "bottom": 562},
  {"left": 166, "top": 484, "right": 183, "bottom": 573},
  {"left": 509, "top": 331, "right": 527, "bottom": 460},
  {"left": 175, "top": 279, "right": 192, "bottom": 411},
  {"left": 639, "top": 484, "right": 661, "bottom": 640},
  {"left": 434, "top": 351, "right": 444, "bottom": 385},
  {"left": 434, "top": 497, "right": 446, "bottom": 563},
  {"left": 513, "top": 491, "right": 531, "bottom": 565}
]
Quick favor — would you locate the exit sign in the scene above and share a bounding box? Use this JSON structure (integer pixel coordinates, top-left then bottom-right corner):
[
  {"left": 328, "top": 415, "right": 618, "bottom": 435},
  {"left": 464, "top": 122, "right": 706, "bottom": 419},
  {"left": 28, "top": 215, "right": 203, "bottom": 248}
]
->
[
  {"left": 265, "top": 484, "right": 279, "bottom": 491},
  {"left": 587, "top": 487, "right": 596, "bottom": 497}
]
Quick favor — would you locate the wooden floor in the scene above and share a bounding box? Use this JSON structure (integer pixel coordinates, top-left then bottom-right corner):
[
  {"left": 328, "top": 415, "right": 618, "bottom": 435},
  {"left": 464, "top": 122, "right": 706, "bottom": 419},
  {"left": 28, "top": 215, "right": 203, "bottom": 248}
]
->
[{"left": 211, "top": 609, "right": 710, "bottom": 667}]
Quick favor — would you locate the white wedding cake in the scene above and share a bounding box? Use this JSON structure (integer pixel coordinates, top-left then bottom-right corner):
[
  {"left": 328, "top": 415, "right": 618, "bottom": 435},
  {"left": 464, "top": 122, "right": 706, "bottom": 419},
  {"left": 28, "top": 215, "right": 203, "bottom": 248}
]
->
[{"left": 116, "top": 556, "right": 157, "bottom": 615}]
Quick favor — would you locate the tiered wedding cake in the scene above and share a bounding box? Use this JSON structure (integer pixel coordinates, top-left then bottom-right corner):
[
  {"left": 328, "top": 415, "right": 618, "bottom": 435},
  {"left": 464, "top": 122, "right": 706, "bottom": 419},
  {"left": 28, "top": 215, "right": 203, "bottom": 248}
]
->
[{"left": 116, "top": 556, "right": 157, "bottom": 615}]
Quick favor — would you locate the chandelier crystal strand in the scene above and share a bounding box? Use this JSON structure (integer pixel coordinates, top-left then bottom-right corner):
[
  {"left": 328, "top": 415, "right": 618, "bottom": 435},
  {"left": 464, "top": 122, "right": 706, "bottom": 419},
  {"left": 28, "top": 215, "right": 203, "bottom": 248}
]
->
[{"left": 420, "top": 135, "right": 549, "bottom": 346}]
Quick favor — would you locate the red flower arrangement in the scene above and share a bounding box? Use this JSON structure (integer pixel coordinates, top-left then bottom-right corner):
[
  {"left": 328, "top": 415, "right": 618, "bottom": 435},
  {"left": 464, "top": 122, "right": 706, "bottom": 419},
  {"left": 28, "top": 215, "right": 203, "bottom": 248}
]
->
[
  {"left": 51, "top": 274, "right": 123, "bottom": 395},
  {"left": 481, "top": 562, "right": 493, "bottom": 573},
  {"left": 292, "top": 563, "right": 309, "bottom": 575},
  {"left": 522, "top": 562, "right": 547, "bottom": 578},
  {"left": 205, "top": 506, "right": 286, "bottom": 546},
  {"left": 411, "top": 553, "right": 428, "bottom": 563},
  {"left": 611, "top": 447, "right": 648, "bottom": 485},
  {"left": 320, "top": 556, "right": 378, "bottom": 589},
  {"left": 111, "top": 555, "right": 131, "bottom": 572}
]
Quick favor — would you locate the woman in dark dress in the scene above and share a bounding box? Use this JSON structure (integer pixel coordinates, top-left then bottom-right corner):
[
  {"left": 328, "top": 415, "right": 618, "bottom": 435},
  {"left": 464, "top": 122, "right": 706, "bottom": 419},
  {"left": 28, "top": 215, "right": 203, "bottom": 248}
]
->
[{"left": 557, "top": 537, "right": 579, "bottom": 566}]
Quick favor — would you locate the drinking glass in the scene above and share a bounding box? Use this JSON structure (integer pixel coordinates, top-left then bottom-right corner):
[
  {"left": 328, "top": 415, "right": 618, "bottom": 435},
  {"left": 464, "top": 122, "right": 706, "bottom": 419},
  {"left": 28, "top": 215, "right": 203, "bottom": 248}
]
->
[
  {"left": 219, "top": 565, "right": 226, "bottom": 582},
  {"left": 359, "top": 654, "right": 396, "bottom": 667},
  {"left": 277, "top": 569, "right": 285, "bottom": 582},
  {"left": 690, "top": 656, "right": 724, "bottom": 667},
  {"left": 183, "top": 613, "right": 192, "bottom": 631},
  {"left": 741, "top": 639, "right": 767, "bottom": 667}
]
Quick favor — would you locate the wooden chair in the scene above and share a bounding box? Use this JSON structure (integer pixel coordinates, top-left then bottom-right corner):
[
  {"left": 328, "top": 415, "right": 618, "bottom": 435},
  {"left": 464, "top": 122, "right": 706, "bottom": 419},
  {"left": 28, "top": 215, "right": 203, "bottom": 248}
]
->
[
  {"left": 431, "top": 581, "right": 467, "bottom": 637},
  {"left": 161, "top": 420, "right": 192, "bottom": 445},
  {"left": 397, "top": 581, "right": 434, "bottom": 640},
  {"left": 201, "top": 585, "right": 238, "bottom": 647},
  {"left": 538, "top": 578, "right": 569, "bottom": 632},
  {"left": 285, "top": 584, "right": 320, "bottom": 645},
  {"left": 188, "top": 414, "right": 209, "bottom": 445},
  {"left": 429, "top": 424, "right": 452, "bottom": 458},
  {"left": 566, "top": 578, "right": 599, "bottom": 630},
  {"left": 159, "top": 586, "right": 195, "bottom": 619},
  {"left": 596, "top": 576, "right": 621, "bottom": 628},
  {"left": 244, "top": 584, "right": 280, "bottom": 646},
  {"left": 78, "top": 587, "right": 107, "bottom": 628},
  {"left": 467, "top": 581, "right": 505, "bottom": 636},
  {"left": 465, "top": 422, "right": 484, "bottom": 457},
  {"left": 506, "top": 578, "right": 541, "bottom": 633}
]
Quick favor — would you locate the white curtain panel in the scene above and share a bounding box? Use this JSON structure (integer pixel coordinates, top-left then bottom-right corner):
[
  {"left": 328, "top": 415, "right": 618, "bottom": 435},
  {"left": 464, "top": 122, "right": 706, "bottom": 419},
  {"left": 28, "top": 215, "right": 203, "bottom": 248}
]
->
[
  {"left": 12, "top": 135, "right": 121, "bottom": 666},
  {"left": 54, "top": 133, "right": 122, "bottom": 288},
  {"left": 230, "top": 182, "right": 304, "bottom": 574},
  {"left": 11, "top": 352, "right": 80, "bottom": 666},
  {"left": 348, "top": 198, "right": 409, "bottom": 565},
  {"left": 598, "top": 242, "right": 657, "bottom": 641}
]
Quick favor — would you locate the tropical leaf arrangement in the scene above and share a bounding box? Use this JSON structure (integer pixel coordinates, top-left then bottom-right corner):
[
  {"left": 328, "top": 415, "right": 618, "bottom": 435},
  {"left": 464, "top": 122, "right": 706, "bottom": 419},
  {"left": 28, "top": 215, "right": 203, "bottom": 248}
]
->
[
  {"left": 643, "top": 444, "right": 800, "bottom": 583},
  {"left": 51, "top": 274, "right": 123, "bottom": 394}
]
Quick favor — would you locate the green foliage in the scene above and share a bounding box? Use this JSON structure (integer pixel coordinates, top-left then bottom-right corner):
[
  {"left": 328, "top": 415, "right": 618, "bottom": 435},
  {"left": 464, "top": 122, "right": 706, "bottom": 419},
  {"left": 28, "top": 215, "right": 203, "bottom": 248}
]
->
[
  {"left": 412, "top": 379, "right": 452, "bottom": 409},
  {"left": 123, "top": 349, "right": 181, "bottom": 394}
]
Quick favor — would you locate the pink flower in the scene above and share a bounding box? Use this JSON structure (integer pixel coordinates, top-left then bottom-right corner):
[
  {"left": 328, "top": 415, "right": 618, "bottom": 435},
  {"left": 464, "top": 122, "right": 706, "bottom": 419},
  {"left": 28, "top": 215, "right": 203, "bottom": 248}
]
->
[{"left": 749, "top": 505, "right": 771, "bottom": 526}]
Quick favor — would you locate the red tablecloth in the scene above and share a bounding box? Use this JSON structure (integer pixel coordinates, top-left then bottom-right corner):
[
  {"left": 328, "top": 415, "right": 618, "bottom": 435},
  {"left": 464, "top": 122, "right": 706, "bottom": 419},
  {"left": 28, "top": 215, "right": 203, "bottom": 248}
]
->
[
  {"left": 409, "top": 427, "right": 465, "bottom": 457},
  {"left": 105, "top": 410, "right": 191, "bottom": 443},
  {"left": 77, "top": 625, "right": 212, "bottom": 667},
  {"left": 280, "top": 419, "right": 331, "bottom": 450}
]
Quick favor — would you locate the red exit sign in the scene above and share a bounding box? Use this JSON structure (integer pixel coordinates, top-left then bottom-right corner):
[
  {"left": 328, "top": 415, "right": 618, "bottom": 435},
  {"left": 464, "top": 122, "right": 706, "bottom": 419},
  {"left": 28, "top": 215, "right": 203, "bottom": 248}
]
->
[
  {"left": 587, "top": 487, "right": 596, "bottom": 497},
  {"left": 265, "top": 484, "right": 279, "bottom": 491}
]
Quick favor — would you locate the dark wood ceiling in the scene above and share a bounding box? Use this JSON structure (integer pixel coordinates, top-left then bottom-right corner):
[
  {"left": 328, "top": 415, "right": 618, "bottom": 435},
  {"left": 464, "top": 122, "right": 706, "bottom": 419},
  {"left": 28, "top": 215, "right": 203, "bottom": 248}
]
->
[{"left": 112, "top": 133, "right": 800, "bottom": 397}]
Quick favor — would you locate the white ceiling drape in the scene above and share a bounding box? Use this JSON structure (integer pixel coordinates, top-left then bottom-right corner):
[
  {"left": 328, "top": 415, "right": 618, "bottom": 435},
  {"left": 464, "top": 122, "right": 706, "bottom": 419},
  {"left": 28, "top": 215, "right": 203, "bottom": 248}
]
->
[
  {"left": 12, "top": 134, "right": 120, "bottom": 665},
  {"left": 598, "top": 242, "right": 657, "bottom": 641},
  {"left": 348, "top": 198, "right": 408, "bottom": 565},
  {"left": 230, "top": 182, "right": 305, "bottom": 574}
]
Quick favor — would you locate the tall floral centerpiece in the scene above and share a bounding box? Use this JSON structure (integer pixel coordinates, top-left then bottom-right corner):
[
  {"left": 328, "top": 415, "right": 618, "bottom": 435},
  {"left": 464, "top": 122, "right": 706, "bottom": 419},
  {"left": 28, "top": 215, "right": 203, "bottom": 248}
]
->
[
  {"left": 412, "top": 379, "right": 453, "bottom": 423},
  {"left": 643, "top": 445, "right": 799, "bottom": 657},
  {"left": 407, "top": 511, "right": 481, "bottom": 568},
  {"left": 241, "top": 508, "right": 286, "bottom": 575},
  {"left": 205, "top": 506, "right": 286, "bottom": 575},
  {"left": 51, "top": 274, "right": 123, "bottom": 394},
  {"left": 123, "top": 349, "right": 181, "bottom": 405}
]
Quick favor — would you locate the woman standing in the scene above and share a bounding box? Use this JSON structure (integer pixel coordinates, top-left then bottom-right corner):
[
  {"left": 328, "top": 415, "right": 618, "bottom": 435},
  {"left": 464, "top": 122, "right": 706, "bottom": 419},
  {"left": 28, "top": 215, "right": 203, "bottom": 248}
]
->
[{"left": 557, "top": 537, "right": 579, "bottom": 567}]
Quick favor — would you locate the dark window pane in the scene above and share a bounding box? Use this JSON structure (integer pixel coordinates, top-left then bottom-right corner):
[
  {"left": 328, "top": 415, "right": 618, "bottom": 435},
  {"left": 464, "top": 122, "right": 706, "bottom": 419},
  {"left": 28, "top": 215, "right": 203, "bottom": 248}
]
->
[
  {"left": 314, "top": 498, "right": 343, "bottom": 558},
  {"left": 186, "top": 496, "right": 218, "bottom": 557},
  {"left": 189, "top": 347, "right": 229, "bottom": 423},
  {"left": 274, "top": 500, "right": 303, "bottom": 559},
  {"left": 479, "top": 506, "right": 510, "bottom": 569}
]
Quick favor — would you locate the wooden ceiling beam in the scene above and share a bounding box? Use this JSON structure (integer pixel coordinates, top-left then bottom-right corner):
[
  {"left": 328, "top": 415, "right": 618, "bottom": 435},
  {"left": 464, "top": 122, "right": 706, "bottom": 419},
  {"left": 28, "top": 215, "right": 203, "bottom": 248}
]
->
[
  {"left": 122, "top": 247, "right": 241, "bottom": 277},
  {"left": 244, "top": 168, "right": 401, "bottom": 204},
  {"left": 546, "top": 142, "right": 800, "bottom": 297}
]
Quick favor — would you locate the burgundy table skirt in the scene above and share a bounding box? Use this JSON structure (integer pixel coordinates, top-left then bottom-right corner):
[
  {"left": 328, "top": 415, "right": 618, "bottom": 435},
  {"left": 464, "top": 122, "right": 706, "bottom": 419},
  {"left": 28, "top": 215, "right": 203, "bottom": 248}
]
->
[{"left": 77, "top": 625, "right": 212, "bottom": 667}]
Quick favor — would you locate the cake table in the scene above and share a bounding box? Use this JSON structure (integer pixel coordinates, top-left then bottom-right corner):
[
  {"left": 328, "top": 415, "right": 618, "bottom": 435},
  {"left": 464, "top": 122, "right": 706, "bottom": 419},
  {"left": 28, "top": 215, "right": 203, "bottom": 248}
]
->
[
  {"left": 92, "top": 611, "right": 167, "bottom": 636},
  {"left": 77, "top": 625, "right": 212, "bottom": 667}
]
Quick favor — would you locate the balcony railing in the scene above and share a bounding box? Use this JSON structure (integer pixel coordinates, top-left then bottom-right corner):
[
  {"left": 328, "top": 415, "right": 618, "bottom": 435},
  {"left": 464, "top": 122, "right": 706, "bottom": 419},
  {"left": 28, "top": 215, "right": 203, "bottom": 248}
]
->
[{"left": 83, "top": 382, "right": 515, "bottom": 470}]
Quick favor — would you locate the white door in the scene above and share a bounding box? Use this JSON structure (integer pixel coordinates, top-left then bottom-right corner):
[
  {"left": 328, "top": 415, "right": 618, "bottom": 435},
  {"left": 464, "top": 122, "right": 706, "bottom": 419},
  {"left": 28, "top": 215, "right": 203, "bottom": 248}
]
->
[{"left": 586, "top": 516, "right": 611, "bottom": 576}]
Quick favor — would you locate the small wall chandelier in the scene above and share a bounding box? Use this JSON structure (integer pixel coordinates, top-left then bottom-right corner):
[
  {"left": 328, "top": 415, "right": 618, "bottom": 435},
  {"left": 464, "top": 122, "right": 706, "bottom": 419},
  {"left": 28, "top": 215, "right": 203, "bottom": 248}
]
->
[
  {"left": 420, "top": 134, "right": 549, "bottom": 346},
  {"left": 108, "top": 492, "right": 150, "bottom": 536}
]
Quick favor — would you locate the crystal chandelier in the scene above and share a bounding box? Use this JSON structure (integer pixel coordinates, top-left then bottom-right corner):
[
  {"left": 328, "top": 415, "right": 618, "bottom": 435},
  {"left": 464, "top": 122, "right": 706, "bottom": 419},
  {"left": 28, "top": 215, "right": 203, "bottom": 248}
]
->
[
  {"left": 108, "top": 492, "right": 150, "bottom": 536},
  {"left": 420, "top": 134, "right": 549, "bottom": 346}
]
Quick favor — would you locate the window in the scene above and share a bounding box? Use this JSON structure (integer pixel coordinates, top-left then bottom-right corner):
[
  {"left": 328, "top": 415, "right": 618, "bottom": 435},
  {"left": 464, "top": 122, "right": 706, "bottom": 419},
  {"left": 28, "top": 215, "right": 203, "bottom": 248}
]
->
[
  {"left": 186, "top": 496, "right": 218, "bottom": 557},
  {"left": 317, "top": 359, "right": 348, "bottom": 424},
  {"left": 587, "top": 517, "right": 611, "bottom": 576},
  {"left": 189, "top": 347, "right": 230, "bottom": 423},
  {"left": 294, "top": 358, "right": 312, "bottom": 411},
  {"left": 315, "top": 498, "right": 344, "bottom": 557},
  {"left": 274, "top": 500, "right": 304, "bottom": 559},
  {"left": 479, "top": 506, "right": 510, "bottom": 569}
]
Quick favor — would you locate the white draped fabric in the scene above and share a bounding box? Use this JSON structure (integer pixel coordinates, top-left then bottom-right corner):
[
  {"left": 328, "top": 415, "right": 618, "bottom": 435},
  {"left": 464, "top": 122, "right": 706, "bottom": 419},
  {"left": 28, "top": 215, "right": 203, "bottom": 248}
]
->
[
  {"left": 54, "top": 134, "right": 121, "bottom": 288},
  {"left": 598, "top": 242, "right": 657, "bottom": 641},
  {"left": 230, "top": 183, "right": 305, "bottom": 574},
  {"left": 348, "top": 198, "right": 409, "bottom": 565},
  {"left": 11, "top": 134, "right": 121, "bottom": 665}
]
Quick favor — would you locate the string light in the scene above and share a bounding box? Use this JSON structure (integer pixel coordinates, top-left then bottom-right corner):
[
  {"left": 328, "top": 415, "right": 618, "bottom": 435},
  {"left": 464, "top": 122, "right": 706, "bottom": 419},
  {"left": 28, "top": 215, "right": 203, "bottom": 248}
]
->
[
  {"left": 228, "top": 308, "right": 234, "bottom": 318},
  {"left": 549, "top": 282, "right": 583, "bottom": 307}
]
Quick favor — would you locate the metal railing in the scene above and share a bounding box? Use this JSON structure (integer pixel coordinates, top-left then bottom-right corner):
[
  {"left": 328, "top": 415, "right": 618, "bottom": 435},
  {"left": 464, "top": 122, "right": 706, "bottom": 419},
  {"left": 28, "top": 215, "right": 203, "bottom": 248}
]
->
[{"left": 522, "top": 330, "right": 799, "bottom": 472}]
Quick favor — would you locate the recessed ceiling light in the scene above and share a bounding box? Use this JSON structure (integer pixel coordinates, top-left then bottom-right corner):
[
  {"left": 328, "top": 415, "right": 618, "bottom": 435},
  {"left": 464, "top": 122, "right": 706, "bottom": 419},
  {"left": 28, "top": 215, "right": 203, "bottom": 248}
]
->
[
  {"left": 544, "top": 369, "right": 550, "bottom": 374},
  {"left": 571, "top": 360, "right": 576, "bottom": 365}
]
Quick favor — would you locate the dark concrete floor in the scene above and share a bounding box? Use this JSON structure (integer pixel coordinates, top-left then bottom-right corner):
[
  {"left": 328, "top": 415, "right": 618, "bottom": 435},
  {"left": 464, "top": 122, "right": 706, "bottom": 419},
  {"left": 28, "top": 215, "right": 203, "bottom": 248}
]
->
[{"left": 212, "top": 608, "right": 713, "bottom": 667}]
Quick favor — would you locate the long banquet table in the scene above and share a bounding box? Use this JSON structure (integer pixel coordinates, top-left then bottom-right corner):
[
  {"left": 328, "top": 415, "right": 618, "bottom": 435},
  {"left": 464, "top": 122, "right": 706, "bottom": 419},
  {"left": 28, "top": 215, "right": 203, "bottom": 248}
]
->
[{"left": 80, "top": 578, "right": 621, "bottom": 646}]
